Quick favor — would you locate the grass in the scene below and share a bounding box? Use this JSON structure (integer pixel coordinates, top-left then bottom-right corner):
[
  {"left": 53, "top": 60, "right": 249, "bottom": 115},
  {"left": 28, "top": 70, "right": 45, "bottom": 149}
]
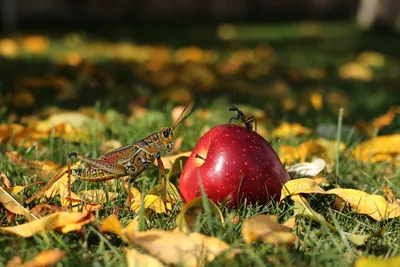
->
[{"left": 1, "top": 21, "right": 400, "bottom": 266}]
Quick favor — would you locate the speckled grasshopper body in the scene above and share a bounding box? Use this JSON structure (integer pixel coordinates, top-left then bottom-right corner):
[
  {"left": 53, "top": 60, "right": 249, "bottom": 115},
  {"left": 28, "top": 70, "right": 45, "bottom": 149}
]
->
[{"left": 26, "top": 99, "right": 193, "bottom": 206}]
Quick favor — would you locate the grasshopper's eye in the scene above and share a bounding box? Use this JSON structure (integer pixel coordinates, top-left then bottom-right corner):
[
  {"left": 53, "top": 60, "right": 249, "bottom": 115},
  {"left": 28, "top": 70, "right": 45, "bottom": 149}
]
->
[{"left": 163, "top": 130, "right": 169, "bottom": 138}]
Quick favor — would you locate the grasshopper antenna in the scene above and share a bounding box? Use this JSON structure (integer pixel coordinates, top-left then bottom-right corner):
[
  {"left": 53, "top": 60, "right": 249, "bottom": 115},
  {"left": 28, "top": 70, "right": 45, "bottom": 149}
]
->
[{"left": 172, "top": 97, "right": 194, "bottom": 130}]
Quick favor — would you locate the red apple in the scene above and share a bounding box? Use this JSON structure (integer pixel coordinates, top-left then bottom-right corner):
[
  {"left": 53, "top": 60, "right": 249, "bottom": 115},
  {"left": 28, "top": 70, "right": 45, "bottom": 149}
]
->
[{"left": 179, "top": 124, "right": 290, "bottom": 208}]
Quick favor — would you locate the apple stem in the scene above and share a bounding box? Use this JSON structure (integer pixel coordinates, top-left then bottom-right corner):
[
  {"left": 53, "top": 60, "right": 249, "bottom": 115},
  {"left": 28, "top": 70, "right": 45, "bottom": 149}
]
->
[{"left": 195, "top": 153, "right": 206, "bottom": 161}]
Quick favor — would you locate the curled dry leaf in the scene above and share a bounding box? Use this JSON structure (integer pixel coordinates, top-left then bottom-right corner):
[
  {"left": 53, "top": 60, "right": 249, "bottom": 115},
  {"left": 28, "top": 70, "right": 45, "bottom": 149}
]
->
[
  {"left": 176, "top": 197, "right": 224, "bottom": 233},
  {"left": 272, "top": 122, "right": 311, "bottom": 139},
  {"left": 327, "top": 188, "right": 400, "bottom": 221},
  {"left": 354, "top": 256, "right": 400, "bottom": 267},
  {"left": 286, "top": 158, "right": 326, "bottom": 179},
  {"left": 280, "top": 178, "right": 327, "bottom": 201},
  {"left": 282, "top": 178, "right": 400, "bottom": 220},
  {"left": 351, "top": 134, "right": 400, "bottom": 163},
  {"left": 7, "top": 249, "right": 66, "bottom": 267},
  {"left": 241, "top": 215, "right": 297, "bottom": 246},
  {"left": 0, "top": 212, "right": 94, "bottom": 237},
  {"left": 132, "top": 230, "right": 230, "bottom": 267},
  {"left": 125, "top": 248, "right": 165, "bottom": 267},
  {"left": 157, "top": 152, "right": 192, "bottom": 169},
  {"left": 128, "top": 186, "right": 172, "bottom": 214},
  {"left": 0, "top": 187, "right": 38, "bottom": 222},
  {"left": 1, "top": 172, "right": 14, "bottom": 188}
]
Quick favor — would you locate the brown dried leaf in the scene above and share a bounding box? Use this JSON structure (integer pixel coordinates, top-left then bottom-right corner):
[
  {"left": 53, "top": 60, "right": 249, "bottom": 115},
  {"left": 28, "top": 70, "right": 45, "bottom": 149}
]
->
[{"left": 19, "top": 249, "right": 66, "bottom": 267}]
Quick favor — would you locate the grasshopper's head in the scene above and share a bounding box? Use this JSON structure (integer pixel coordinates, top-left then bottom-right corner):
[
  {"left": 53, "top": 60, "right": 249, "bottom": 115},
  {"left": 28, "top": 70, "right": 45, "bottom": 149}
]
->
[{"left": 159, "top": 127, "right": 174, "bottom": 152}]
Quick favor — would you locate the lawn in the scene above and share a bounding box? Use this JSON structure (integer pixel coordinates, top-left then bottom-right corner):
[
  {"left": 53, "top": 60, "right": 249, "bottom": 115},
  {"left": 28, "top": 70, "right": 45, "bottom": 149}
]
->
[{"left": 0, "top": 21, "right": 399, "bottom": 267}]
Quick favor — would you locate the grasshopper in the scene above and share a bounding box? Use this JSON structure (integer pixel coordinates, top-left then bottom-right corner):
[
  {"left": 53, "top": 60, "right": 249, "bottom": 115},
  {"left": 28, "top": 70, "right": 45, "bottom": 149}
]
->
[{"left": 25, "top": 99, "right": 194, "bottom": 208}]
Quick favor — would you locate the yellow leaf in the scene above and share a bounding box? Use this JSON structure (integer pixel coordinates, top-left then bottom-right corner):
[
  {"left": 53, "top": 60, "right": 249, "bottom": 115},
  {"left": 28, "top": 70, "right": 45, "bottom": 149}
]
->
[
  {"left": 129, "top": 187, "right": 171, "bottom": 214},
  {"left": 339, "top": 62, "right": 373, "bottom": 81},
  {"left": 100, "top": 214, "right": 126, "bottom": 241},
  {"left": 272, "top": 122, "right": 311, "bottom": 139},
  {"left": 351, "top": 134, "right": 400, "bottom": 162},
  {"left": 354, "top": 256, "right": 400, "bottom": 267},
  {"left": 327, "top": 188, "right": 400, "bottom": 220},
  {"left": 125, "top": 248, "right": 165, "bottom": 267},
  {"left": 382, "top": 185, "right": 397, "bottom": 204},
  {"left": 280, "top": 178, "right": 327, "bottom": 201},
  {"left": 157, "top": 152, "right": 192, "bottom": 169},
  {"left": 282, "top": 217, "right": 296, "bottom": 230},
  {"left": 176, "top": 197, "right": 224, "bottom": 233},
  {"left": 309, "top": 92, "right": 323, "bottom": 111},
  {"left": 279, "top": 138, "right": 346, "bottom": 165},
  {"left": 372, "top": 106, "right": 400, "bottom": 130},
  {"left": 34, "top": 112, "right": 92, "bottom": 131},
  {"left": 0, "top": 212, "right": 93, "bottom": 237},
  {"left": 0, "top": 38, "right": 18, "bottom": 57},
  {"left": 131, "top": 230, "right": 230, "bottom": 267},
  {"left": 357, "top": 51, "right": 385, "bottom": 68},
  {"left": 21, "top": 35, "right": 49, "bottom": 54},
  {"left": 0, "top": 187, "right": 38, "bottom": 221},
  {"left": 7, "top": 249, "right": 66, "bottom": 267},
  {"left": 241, "top": 215, "right": 297, "bottom": 245}
]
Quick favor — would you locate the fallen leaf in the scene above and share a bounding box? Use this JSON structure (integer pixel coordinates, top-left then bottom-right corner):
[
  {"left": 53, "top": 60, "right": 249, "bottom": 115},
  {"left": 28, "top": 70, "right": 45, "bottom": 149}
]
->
[
  {"left": 131, "top": 230, "right": 230, "bottom": 267},
  {"left": 20, "top": 249, "right": 65, "bottom": 267},
  {"left": 309, "top": 92, "right": 323, "bottom": 111},
  {"left": 354, "top": 256, "right": 400, "bottom": 267},
  {"left": 128, "top": 186, "right": 172, "bottom": 214},
  {"left": 0, "top": 38, "right": 18, "bottom": 57},
  {"left": 125, "top": 248, "right": 165, "bottom": 267},
  {"left": 327, "top": 188, "right": 400, "bottom": 220},
  {"left": 282, "top": 217, "right": 296, "bottom": 230},
  {"left": 100, "top": 214, "right": 139, "bottom": 244},
  {"left": 0, "top": 187, "right": 38, "bottom": 221},
  {"left": 176, "top": 197, "right": 224, "bottom": 233},
  {"left": 157, "top": 152, "right": 192, "bottom": 169},
  {"left": 351, "top": 134, "right": 400, "bottom": 162},
  {"left": 382, "top": 185, "right": 397, "bottom": 204},
  {"left": 272, "top": 122, "right": 311, "bottom": 139},
  {"left": 279, "top": 138, "right": 345, "bottom": 165},
  {"left": 372, "top": 106, "right": 400, "bottom": 130},
  {"left": 242, "top": 215, "right": 297, "bottom": 245},
  {"left": 286, "top": 158, "right": 326, "bottom": 179},
  {"left": 0, "top": 212, "right": 94, "bottom": 237},
  {"left": 280, "top": 178, "right": 327, "bottom": 201},
  {"left": 1, "top": 171, "right": 14, "bottom": 188},
  {"left": 357, "top": 51, "right": 385, "bottom": 68},
  {"left": 339, "top": 62, "right": 373, "bottom": 81},
  {"left": 21, "top": 35, "right": 49, "bottom": 54}
]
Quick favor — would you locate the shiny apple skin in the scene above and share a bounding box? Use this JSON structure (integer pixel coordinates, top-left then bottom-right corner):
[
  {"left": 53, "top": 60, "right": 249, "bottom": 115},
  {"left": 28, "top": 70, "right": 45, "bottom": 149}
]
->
[{"left": 179, "top": 124, "right": 290, "bottom": 208}]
